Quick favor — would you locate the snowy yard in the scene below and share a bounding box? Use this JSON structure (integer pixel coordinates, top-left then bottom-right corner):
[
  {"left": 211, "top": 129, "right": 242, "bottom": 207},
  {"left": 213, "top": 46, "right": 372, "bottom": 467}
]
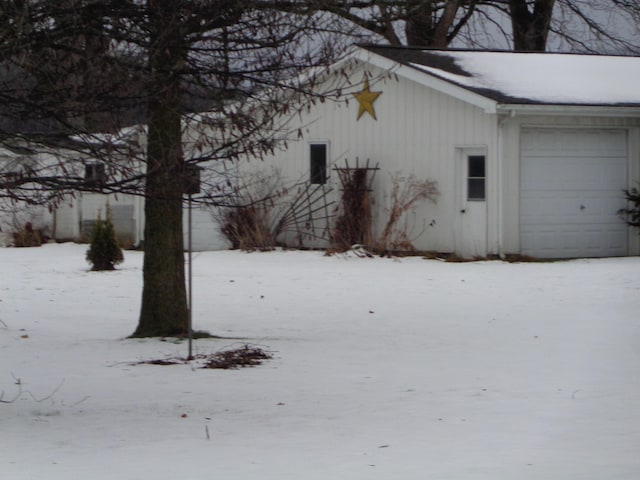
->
[{"left": 1, "top": 243, "right": 640, "bottom": 480}]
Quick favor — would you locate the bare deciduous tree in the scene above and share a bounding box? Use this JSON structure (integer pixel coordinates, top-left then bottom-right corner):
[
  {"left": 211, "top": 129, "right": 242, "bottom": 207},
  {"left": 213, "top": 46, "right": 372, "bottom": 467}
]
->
[
  {"left": 308, "top": 1, "right": 481, "bottom": 47},
  {"left": 1, "top": 1, "right": 356, "bottom": 337},
  {"left": 320, "top": 0, "right": 640, "bottom": 53}
]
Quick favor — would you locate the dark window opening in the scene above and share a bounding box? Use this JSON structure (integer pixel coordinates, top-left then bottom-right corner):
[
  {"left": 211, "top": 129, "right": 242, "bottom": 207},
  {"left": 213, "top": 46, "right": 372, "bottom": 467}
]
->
[
  {"left": 467, "top": 155, "right": 485, "bottom": 201},
  {"left": 310, "top": 143, "right": 327, "bottom": 185},
  {"left": 85, "top": 163, "right": 106, "bottom": 185}
]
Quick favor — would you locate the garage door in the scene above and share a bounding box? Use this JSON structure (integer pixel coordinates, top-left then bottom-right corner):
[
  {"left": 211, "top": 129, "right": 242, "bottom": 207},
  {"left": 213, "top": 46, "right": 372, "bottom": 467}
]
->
[{"left": 520, "top": 128, "right": 628, "bottom": 258}]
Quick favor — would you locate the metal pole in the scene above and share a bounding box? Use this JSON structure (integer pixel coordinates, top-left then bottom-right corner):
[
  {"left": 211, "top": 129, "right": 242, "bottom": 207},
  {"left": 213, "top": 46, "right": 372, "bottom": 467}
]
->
[{"left": 187, "top": 193, "right": 193, "bottom": 360}]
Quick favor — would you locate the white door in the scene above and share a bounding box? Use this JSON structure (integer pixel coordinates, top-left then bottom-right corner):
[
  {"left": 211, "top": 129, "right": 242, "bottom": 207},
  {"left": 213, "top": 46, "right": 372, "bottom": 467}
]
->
[
  {"left": 520, "top": 128, "right": 628, "bottom": 258},
  {"left": 456, "top": 148, "right": 487, "bottom": 258}
]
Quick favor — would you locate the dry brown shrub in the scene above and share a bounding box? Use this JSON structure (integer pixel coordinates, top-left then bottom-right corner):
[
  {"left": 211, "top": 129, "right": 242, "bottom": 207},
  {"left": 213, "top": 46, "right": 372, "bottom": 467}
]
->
[
  {"left": 12, "top": 222, "right": 42, "bottom": 247},
  {"left": 375, "top": 174, "right": 439, "bottom": 253}
]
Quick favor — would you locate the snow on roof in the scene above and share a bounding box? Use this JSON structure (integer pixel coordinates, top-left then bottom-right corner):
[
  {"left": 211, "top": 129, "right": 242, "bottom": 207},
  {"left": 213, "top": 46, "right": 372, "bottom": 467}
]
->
[{"left": 361, "top": 46, "right": 640, "bottom": 107}]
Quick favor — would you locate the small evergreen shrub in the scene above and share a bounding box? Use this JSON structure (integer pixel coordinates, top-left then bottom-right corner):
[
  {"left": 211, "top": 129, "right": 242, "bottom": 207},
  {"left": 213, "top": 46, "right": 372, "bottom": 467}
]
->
[
  {"left": 86, "top": 207, "right": 124, "bottom": 271},
  {"left": 619, "top": 185, "right": 640, "bottom": 230}
]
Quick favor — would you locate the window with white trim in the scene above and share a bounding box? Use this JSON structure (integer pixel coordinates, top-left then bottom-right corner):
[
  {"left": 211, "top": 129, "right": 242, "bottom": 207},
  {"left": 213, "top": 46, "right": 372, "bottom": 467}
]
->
[
  {"left": 309, "top": 143, "right": 327, "bottom": 185},
  {"left": 467, "top": 154, "right": 486, "bottom": 201}
]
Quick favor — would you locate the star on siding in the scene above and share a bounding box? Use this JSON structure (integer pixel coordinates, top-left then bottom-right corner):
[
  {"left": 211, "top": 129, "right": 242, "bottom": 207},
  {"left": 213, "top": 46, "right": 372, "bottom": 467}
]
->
[{"left": 353, "top": 79, "right": 382, "bottom": 120}]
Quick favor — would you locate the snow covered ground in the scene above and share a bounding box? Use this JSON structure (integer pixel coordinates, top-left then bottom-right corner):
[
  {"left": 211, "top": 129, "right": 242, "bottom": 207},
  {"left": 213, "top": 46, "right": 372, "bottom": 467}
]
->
[{"left": 1, "top": 243, "right": 639, "bottom": 480}]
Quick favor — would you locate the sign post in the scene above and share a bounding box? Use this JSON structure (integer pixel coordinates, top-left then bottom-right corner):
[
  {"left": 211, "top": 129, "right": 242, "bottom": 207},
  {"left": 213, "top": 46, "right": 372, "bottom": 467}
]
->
[{"left": 184, "top": 165, "right": 201, "bottom": 360}]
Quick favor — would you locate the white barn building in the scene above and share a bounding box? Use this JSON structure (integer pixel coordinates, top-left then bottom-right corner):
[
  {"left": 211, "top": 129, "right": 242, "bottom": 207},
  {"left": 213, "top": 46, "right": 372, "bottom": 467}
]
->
[{"left": 246, "top": 45, "right": 640, "bottom": 258}]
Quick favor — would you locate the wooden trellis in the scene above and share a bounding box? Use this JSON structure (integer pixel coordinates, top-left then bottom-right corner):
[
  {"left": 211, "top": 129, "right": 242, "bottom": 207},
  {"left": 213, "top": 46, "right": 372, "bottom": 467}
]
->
[{"left": 332, "top": 158, "right": 379, "bottom": 249}]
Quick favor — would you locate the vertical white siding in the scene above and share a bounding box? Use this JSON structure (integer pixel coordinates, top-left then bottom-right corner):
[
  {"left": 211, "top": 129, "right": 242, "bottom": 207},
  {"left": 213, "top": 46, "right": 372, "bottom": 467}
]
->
[
  {"left": 182, "top": 205, "right": 230, "bottom": 252},
  {"left": 258, "top": 63, "right": 498, "bottom": 254}
]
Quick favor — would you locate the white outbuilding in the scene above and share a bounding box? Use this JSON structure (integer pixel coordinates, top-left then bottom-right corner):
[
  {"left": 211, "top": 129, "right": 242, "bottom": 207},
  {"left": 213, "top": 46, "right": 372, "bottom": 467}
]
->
[{"left": 250, "top": 45, "right": 640, "bottom": 258}]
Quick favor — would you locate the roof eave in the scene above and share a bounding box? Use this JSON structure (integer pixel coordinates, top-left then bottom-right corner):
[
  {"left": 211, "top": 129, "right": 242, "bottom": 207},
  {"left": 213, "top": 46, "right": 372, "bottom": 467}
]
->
[
  {"left": 353, "top": 48, "right": 498, "bottom": 114},
  {"left": 497, "top": 103, "right": 640, "bottom": 117}
]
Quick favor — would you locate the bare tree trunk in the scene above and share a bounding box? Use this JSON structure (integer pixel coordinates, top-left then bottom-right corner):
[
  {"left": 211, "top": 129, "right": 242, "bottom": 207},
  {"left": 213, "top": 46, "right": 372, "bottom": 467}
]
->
[
  {"left": 509, "top": 0, "right": 555, "bottom": 51},
  {"left": 431, "top": 0, "right": 461, "bottom": 48},
  {"left": 405, "top": 0, "right": 436, "bottom": 46},
  {"left": 405, "top": 0, "right": 462, "bottom": 48},
  {"left": 132, "top": 2, "right": 188, "bottom": 337}
]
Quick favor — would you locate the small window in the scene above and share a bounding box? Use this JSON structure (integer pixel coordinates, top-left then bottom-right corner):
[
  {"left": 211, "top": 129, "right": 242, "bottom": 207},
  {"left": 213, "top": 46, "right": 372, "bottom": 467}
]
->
[
  {"left": 309, "top": 143, "right": 327, "bottom": 185},
  {"left": 84, "top": 163, "right": 105, "bottom": 185},
  {"left": 467, "top": 155, "right": 485, "bottom": 201}
]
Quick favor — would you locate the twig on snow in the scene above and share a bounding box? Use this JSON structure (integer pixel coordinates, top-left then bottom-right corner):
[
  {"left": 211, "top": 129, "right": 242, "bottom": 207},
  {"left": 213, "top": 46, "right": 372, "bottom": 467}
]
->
[{"left": 0, "top": 375, "right": 65, "bottom": 404}]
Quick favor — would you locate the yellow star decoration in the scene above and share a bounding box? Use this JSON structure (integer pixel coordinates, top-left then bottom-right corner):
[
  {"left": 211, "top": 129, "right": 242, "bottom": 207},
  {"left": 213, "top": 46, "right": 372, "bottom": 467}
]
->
[{"left": 353, "top": 79, "right": 382, "bottom": 121}]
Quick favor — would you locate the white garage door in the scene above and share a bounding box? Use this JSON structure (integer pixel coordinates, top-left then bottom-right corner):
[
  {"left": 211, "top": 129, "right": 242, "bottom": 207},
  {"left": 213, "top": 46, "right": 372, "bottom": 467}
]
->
[{"left": 520, "top": 128, "right": 628, "bottom": 258}]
